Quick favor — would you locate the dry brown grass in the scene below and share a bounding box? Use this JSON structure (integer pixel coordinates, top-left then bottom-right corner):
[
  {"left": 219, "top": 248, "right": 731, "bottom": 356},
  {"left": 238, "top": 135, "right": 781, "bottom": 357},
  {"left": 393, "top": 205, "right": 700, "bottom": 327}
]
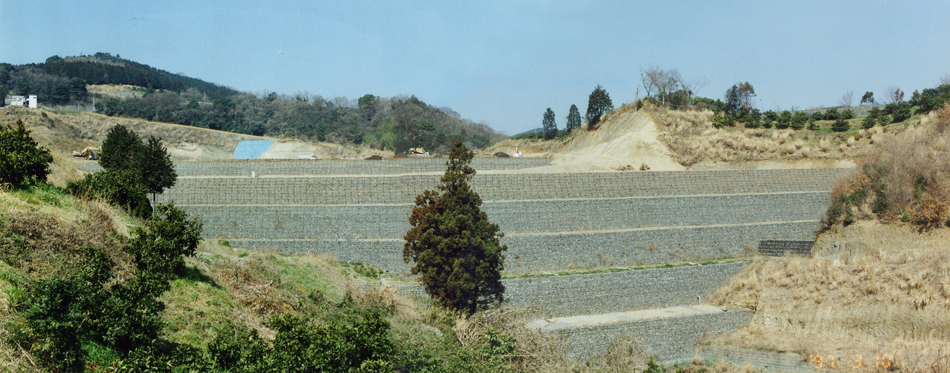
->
[
  {"left": 649, "top": 104, "right": 876, "bottom": 167},
  {"left": 0, "top": 191, "right": 132, "bottom": 281},
  {"left": 452, "top": 307, "right": 581, "bottom": 373},
  {"left": 826, "top": 103, "right": 950, "bottom": 230},
  {"left": 709, "top": 234, "right": 950, "bottom": 372}
]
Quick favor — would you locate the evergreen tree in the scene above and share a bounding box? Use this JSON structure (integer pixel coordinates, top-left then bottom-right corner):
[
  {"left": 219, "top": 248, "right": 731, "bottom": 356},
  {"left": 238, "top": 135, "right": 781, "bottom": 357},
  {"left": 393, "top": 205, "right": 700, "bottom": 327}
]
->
[
  {"left": 542, "top": 108, "right": 557, "bottom": 139},
  {"left": 566, "top": 104, "right": 581, "bottom": 132},
  {"left": 832, "top": 118, "right": 851, "bottom": 132},
  {"left": 140, "top": 136, "right": 177, "bottom": 203},
  {"left": 791, "top": 111, "right": 809, "bottom": 130},
  {"left": 0, "top": 120, "right": 53, "bottom": 189},
  {"left": 100, "top": 125, "right": 145, "bottom": 171},
  {"left": 724, "top": 82, "right": 756, "bottom": 117},
  {"left": 586, "top": 85, "right": 613, "bottom": 131},
  {"left": 403, "top": 141, "right": 506, "bottom": 314}
]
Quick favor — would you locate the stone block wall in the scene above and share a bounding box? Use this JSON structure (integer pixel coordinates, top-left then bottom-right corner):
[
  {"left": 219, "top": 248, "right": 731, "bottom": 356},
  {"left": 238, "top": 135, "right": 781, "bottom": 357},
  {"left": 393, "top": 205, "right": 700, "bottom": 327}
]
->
[
  {"left": 556, "top": 310, "right": 752, "bottom": 360},
  {"left": 224, "top": 221, "right": 815, "bottom": 274},
  {"left": 158, "top": 169, "right": 851, "bottom": 205},
  {"left": 502, "top": 262, "right": 748, "bottom": 317},
  {"left": 758, "top": 240, "right": 814, "bottom": 257},
  {"left": 183, "top": 192, "right": 827, "bottom": 240},
  {"left": 502, "top": 221, "right": 816, "bottom": 272}
]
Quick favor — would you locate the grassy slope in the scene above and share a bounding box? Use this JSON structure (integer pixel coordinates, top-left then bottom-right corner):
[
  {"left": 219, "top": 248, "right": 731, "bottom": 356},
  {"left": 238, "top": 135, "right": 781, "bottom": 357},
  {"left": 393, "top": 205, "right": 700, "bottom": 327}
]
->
[
  {"left": 0, "top": 186, "right": 599, "bottom": 373},
  {"left": 0, "top": 186, "right": 386, "bottom": 369},
  {"left": 707, "top": 106, "right": 950, "bottom": 372}
]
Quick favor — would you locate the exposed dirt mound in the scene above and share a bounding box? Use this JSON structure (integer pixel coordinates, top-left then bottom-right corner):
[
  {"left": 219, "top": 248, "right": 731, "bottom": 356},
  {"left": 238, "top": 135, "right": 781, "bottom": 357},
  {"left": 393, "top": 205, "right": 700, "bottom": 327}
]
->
[
  {"left": 554, "top": 106, "right": 684, "bottom": 171},
  {"left": 260, "top": 140, "right": 389, "bottom": 160}
]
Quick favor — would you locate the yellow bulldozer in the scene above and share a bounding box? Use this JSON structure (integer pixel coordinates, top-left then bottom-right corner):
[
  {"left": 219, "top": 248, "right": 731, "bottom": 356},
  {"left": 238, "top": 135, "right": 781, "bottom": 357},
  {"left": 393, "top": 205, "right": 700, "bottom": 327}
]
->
[
  {"left": 407, "top": 147, "right": 429, "bottom": 156},
  {"left": 72, "top": 147, "right": 101, "bottom": 160}
]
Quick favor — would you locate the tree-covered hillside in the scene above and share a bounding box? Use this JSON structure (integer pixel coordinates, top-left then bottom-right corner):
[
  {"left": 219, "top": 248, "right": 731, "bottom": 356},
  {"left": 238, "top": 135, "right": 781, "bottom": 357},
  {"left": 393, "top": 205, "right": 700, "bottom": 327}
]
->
[{"left": 0, "top": 53, "right": 505, "bottom": 152}]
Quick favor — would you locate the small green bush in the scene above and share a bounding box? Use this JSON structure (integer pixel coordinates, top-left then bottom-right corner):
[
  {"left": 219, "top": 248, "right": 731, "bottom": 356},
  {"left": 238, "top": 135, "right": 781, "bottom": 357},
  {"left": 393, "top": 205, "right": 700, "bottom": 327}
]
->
[
  {"left": 0, "top": 120, "right": 53, "bottom": 189},
  {"left": 832, "top": 118, "right": 851, "bottom": 132},
  {"left": 67, "top": 169, "right": 152, "bottom": 218}
]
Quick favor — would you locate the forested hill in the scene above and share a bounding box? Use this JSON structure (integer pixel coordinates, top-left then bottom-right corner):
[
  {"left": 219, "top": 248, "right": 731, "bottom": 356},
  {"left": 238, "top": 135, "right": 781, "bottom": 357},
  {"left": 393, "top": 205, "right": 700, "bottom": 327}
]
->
[{"left": 0, "top": 53, "right": 505, "bottom": 152}]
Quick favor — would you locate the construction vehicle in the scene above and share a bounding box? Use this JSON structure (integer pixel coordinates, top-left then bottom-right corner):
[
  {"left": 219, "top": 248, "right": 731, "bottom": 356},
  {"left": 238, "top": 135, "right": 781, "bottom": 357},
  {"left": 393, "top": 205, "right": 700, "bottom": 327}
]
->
[
  {"left": 407, "top": 147, "right": 429, "bottom": 156},
  {"left": 72, "top": 147, "right": 101, "bottom": 160}
]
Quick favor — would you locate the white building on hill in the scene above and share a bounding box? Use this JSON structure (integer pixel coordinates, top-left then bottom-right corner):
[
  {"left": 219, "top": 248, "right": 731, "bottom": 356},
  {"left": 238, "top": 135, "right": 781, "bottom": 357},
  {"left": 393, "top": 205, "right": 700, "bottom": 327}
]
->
[{"left": 6, "top": 95, "right": 38, "bottom": 108}]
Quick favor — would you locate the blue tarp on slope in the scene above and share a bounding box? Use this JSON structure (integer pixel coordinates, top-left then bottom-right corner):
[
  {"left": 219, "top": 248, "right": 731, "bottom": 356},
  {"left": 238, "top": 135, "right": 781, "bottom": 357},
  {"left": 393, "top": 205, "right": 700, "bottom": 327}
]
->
[{"left": 233, "top": 140, "right": 274, "bottom": 159}]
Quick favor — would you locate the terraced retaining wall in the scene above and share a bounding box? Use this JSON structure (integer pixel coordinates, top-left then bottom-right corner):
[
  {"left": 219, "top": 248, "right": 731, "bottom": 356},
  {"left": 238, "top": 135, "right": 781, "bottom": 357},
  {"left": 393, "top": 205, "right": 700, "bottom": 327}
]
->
[
  {"left": 184, "top": 192, "right": 828, "bottom": 239},
  {"left": 503, "top": 262, "right": 748, "bottom": 317},
  {"left": 225, "top": 221, "right": 814, "bottom": 274},
  {"left": 758, "top": 240, "right": 814, "bottom": 257},
  {"left": 157, "top": 168, "right": 850, "bottom": 205},
  {"left": 556, "top": 310, "right": 752, "bottom": 360}
]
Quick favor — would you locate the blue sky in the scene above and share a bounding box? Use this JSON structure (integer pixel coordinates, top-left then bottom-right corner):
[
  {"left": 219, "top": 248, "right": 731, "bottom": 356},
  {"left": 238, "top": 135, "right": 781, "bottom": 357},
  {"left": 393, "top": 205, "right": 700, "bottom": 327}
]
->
[{"left": 2, "top": 1, "right": 948, "bottom": 134}]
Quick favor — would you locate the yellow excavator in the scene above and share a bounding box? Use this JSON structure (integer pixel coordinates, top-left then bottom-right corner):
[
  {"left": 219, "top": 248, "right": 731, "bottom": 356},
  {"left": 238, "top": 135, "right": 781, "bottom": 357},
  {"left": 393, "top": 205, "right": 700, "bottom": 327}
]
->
[
  {"left": 72, "top": 147, "right": 101, "bottom": 160},
  {"left": 407, "top": 147, "right": 429, "bottom": 156}
]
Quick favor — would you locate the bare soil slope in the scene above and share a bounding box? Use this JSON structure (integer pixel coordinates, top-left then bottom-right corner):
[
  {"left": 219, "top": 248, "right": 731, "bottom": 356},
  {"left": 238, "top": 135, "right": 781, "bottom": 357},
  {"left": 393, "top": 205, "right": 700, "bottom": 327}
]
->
[{"left": 554, "top": 106, "right": 685, "bottom": 171}]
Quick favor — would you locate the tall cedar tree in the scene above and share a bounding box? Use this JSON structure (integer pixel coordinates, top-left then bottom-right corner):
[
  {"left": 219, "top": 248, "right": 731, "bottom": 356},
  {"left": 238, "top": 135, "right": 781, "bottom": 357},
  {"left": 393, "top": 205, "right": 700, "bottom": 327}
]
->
[
  {"left": 100, "top": 125, "right": 144, "bottom": 171},
  {"left": 0, "top": 120, "right": 53, "bottom": 189},
  {"left": 141, "top": 136, "right": 177, "bottom": 202},
  {"left": 100, "top": 126, "right": 177, "bottom": 202},
  {"left": 404, "top": 141, "right": 506, "bottom": 314},
  {"left": 586, "top": 85, "right": 613, "bottom": 130},
  {"left": 542, "top": 108, "right": 557, "bottom": 139},
  {"left": 566, "top": 104, "right": 582, "bottom": 132}
]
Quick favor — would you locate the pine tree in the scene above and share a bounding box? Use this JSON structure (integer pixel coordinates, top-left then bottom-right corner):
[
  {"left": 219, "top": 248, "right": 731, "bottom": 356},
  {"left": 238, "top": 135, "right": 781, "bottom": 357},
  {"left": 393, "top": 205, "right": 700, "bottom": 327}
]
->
[
  {"left": 566, "top": 104, "right": 581, "bottom": 132},
  {"left": 586, "top": 85, "right": 613, "bottom": 130},
  {"left": 100, "top": 125, "right": 144, "bottom": 171},
  {"left": 403, "top": 141, "right": 506, "bottom": 314},
  {"left": 140, "top": 136, "right": 177, "bottom": 203},
  {"left": 0, "top": 120, "right": 53, "bottom": 189},
  {"left": 542, "top": 108, "right": 557, "bottom": 139}
]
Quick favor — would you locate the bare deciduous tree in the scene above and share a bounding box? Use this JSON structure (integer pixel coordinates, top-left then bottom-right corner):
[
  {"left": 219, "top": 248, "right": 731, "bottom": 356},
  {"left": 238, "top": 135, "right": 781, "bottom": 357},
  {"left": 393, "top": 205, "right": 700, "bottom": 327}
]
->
[
  {"left": 839, "top": 90, "right": 854, "bottom": 108},
  {"left": 640, "top": 66, "right": 678, "bottom": 105},
  {"left": 640, "top": 66, "right": 708, "bottom": 108},
  {"left": 940, "top": 74, "right": 950, "bottom": 86},
  {"left": 886, "top": 86, "right": 904, "bottom": 103}
]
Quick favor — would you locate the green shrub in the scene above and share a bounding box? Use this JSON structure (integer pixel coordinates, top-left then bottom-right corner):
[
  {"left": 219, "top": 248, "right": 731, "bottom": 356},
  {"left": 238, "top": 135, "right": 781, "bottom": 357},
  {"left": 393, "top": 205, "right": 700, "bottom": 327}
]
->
[
  {"left": 791, "top": 111, "right": 808, "bottom": 130},
  {"left": 67, "top": 169, "right": 152, "bottom": 218},
  {"left": 126, "top": 203, "right": 202, "bottom": 278},
  {"left": 775, "top": 111, "right": 792, "bottom": 129},
  {"left": 824, "top": 108, "right": 840, "bottom": 120},
  {"left": 832, "top": 118, "right": 851, "bottom": 132},
  {"left": 0, "top": 120, "right": 53, "bottom": 189},
  {"left": 19, "top": 278, "right": 88, "bottom": 372},
  {"left": 712, "top": 112, "right": 734, "bottom": 128},
  {"left": 891, "top": 102, "right": 912, "bottom": 122}
]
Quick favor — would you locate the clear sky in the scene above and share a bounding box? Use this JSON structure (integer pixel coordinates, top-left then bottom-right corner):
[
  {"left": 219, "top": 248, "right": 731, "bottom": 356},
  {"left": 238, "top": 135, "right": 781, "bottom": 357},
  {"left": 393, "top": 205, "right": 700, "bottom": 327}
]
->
[{"left": 2, "top": 1, "right": 948, "bottom": 134}]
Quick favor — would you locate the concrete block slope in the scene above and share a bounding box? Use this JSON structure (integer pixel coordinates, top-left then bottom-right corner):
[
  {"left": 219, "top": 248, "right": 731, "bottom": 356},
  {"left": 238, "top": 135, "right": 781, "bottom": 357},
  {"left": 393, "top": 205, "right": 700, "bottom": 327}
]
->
[
  {"left": 184, "top": 192, "right": 827, "bottom": 240},
  {"left": 503, "top": 221, "right": 816, "bottom": 272},
  {"left": 225, "top": 221, "right": 816, "bottom": 274},
  {"left": 504, "top": 262, "right": 748, "bottom": 317},
  {"left": 549, "top": 309, "right": 752, "bottom": 360},
  {"left": 159, "top": 168, "right": 850, "bottom": 205}
]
